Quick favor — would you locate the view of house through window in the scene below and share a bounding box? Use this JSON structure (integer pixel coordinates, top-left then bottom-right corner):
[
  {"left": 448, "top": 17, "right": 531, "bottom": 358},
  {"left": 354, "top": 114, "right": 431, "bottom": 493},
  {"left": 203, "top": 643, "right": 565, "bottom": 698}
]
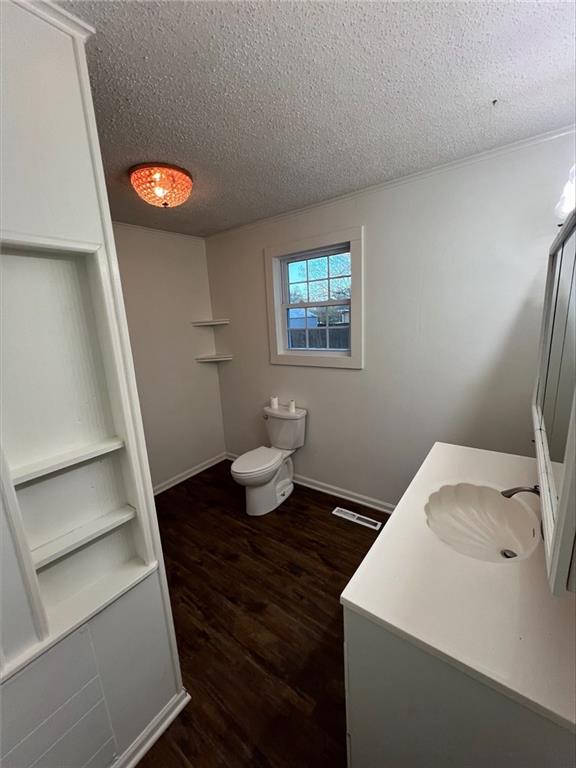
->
[{"left": 283, "top": 245, "right": 351, "bottom": 351}]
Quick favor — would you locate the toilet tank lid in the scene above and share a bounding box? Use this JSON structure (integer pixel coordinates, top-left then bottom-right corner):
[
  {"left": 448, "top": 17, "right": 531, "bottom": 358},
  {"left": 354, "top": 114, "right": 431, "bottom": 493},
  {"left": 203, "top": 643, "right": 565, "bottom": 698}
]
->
[{"left": 264, "top": 405, "right": 307, "bottom": 420}]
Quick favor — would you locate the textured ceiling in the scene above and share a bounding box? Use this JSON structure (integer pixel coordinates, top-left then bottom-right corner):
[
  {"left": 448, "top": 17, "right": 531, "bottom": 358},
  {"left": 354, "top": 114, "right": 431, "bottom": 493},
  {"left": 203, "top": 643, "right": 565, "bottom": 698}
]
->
[{"left": 62, "top": 1, "right": 575, "bottom": 237}]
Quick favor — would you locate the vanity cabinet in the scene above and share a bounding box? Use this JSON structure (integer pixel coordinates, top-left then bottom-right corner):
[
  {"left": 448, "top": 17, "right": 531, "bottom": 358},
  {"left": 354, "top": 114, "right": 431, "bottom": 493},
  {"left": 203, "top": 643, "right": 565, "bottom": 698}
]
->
[
  {"left": 341, "top": 443, "right": 576, "bottom": 768},
  {"left": 0, "top": 2, "right": 188, "bottom": 765},
  {"left": 344, "top": 610, "right": 575, "bottom": 768}
]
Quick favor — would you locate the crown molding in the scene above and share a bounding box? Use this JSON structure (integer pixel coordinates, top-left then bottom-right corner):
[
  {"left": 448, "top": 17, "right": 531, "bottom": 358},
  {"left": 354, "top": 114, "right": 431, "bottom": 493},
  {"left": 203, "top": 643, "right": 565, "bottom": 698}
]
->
[
  {"left": 208, "top": 125, "right": 576, "bottom": 241},
  {"left": 10, "top": 0, "right": 94, "bottom": 40},
  {"left": 112, "top": 220, "right": 207, "bottom": 246}
]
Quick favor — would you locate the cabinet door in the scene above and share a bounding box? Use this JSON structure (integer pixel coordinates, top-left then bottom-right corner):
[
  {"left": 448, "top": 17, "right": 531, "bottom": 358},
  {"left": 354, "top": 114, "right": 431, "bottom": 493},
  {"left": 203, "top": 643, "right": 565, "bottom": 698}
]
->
[
  {"left": 1, "top": 629, "right": 116, "bottom": 768},
  {"left": 344, "top": 609, "right": 576, "bottom": 768},
  {"left": 88, "top": 573, "right": 179, "bottom": 753}
]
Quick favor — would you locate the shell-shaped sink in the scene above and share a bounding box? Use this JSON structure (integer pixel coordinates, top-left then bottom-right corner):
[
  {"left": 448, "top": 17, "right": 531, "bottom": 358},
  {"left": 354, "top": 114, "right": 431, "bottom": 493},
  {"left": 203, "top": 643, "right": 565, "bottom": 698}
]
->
[{"left": 424, "top": 483, "right": 540, "bottom": 563}]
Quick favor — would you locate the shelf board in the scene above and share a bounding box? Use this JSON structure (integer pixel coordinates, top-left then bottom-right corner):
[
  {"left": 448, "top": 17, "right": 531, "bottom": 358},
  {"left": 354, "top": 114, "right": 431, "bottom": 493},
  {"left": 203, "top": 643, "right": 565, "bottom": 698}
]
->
[
  {"left": 191, "top": 319, "right": 230, "bottom": 327},
  {"left": 11, "top": 437, "right": 125, "bottom": 485},
  {"left": 2, "top": 560, "right": 159, "bottom": 682},
  {"left": 31, "top": 506, "right": 136, "bottom": 569},
  {"left": 44, "top": 558, "right": 158, "bottom": 638},
  {"left": 195, "top": 354, "right": 233, "bottom": 362}
]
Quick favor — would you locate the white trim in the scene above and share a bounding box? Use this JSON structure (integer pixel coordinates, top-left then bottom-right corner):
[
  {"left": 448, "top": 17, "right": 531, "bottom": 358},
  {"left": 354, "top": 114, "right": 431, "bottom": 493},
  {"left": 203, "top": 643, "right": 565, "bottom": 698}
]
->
[
  {"left": 225, "top": 453, "right": 394, "bottom": 514},
  {"left": 10, "top": 0, "right": 95, "bottom": 39},
  {"left": 293, "top": 473, "right": 394, "bottom": 515},
  {"left": 1, "top": 230, "right": 102, "bottom": 254},
  {"left": 208, "top": 125, "right": 575, "bottom": 241},
  {"left": 0, "top": 449, "right": 49, "bottom": 643},
  {"left": 112, "top": 220, "right": 206, "bottom": 246},
  {"left": 153, "top": 453, "right": 228, "bottom": 495},
  {"left": 531, "top": 210, "right": 576, "bottom": 595},
  {"left": 70, "top": 31, "right": 185, "bottom": 691},
  {"left": 265, "top": 227, "right": 364, "bottom": 369},
  {"left": 114, "top": 689, "right": 191, "bottom": 768}
]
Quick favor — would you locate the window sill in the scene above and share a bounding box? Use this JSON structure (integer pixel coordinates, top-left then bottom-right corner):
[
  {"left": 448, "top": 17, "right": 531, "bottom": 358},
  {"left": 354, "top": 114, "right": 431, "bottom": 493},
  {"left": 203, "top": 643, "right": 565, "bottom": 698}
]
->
[{"left": 271, "top": 349, "right": 363, "bottom": 369}]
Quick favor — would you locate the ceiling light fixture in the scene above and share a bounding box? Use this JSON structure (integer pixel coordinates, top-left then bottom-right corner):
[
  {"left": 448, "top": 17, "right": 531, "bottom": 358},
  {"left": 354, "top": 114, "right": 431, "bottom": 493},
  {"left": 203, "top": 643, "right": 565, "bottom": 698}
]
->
[{"left": 129, "top": 163, "right": 193, "bottom": 208}]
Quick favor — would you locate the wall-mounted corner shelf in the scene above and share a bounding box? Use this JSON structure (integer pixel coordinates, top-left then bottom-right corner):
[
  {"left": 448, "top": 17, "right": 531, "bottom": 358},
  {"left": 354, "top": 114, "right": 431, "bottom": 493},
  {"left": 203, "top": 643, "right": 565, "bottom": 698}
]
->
[
  {"left": 31, "top": 505, "right": 136, "bottom": 569},
  {"left": 191, "top": 319, "right": 230, "bottom": 327},
  {"left": 195, "top": 354, "right": 233, "bottom": 363},
  {"left": 192, "top": 319, "right": 233, "bottom": 362},
  {"left": 11, "top": 437, "right": 125, "bottom": 486}
]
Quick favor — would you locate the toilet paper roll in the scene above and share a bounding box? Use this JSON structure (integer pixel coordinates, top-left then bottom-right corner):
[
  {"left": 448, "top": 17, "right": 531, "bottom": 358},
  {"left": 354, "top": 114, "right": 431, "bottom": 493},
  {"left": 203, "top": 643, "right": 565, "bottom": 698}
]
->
[
  {"left": 270, "top": 395, "right": 279, "bottom": 409},
  {"left": 289, "top": 399, "right": 296, "bottom": 413}
]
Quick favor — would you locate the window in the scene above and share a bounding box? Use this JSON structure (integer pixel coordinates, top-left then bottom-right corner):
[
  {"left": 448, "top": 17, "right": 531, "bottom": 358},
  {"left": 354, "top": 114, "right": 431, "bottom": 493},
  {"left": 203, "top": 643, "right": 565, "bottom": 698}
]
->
[
  {"left": 285, "top": 247, "right": 352, "bottom": 351},
  {"left": 265, "top": 227, "right": 364, "bottom": 368}
]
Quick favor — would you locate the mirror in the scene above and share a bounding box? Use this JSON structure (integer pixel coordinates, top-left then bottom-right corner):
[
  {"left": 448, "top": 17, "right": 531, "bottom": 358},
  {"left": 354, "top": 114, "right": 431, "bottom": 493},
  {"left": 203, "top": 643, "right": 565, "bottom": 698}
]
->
[
  {"left": 533, "top": 210, "right": 576, "bottom": 594},
  {"left": 540, "top": 226, "right": 576, "bottom": 491}
]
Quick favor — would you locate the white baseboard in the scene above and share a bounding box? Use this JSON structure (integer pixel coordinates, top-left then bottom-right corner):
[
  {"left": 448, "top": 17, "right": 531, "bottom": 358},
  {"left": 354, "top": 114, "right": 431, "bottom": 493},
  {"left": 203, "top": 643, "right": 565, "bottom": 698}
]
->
[
  {"left": 293, "top": 473, "right": 395, "bottom": 514},
  {"left": 225, "top": 453, "right": 394, "bottom": 514},
  {"left": 115, "top": 688, "right": 190, "bottom": 768},
  {"left": 153, "top": 453, "right": 227, "bottom": 495}
]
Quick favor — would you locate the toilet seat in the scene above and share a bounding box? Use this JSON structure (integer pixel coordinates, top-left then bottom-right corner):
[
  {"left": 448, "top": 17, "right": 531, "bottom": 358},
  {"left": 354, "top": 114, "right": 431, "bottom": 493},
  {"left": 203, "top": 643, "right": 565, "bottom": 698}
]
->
[{"left": 231, "top": 446, "right": 284, "bottom": 478}]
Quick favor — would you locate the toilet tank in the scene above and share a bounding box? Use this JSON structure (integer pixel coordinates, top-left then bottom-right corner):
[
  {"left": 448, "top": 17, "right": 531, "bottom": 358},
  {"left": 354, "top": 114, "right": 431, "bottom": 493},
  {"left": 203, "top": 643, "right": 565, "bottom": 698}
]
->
[{"left": 264, "top": 405, "right": 307, "bottom": 450}]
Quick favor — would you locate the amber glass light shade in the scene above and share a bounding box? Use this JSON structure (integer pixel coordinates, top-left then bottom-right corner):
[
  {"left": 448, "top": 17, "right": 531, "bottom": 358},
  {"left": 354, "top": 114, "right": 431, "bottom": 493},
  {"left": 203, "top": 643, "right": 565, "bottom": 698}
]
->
[{"left": 129, "top": 164, "right": 193, "bottom": 208}]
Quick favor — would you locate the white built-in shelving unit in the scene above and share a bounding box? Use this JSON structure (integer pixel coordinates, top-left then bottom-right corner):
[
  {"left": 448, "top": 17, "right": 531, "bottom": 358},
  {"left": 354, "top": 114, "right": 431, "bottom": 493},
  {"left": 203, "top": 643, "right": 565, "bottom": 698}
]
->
[
  {"left": 11, "top": 437, "right": 124, "bottom": 485},
  {"left": 1, "top": 240, "right": 157, "bottom": 647},
  {"left": 1, "top": 6, "right": 186, "bottom": 764}
]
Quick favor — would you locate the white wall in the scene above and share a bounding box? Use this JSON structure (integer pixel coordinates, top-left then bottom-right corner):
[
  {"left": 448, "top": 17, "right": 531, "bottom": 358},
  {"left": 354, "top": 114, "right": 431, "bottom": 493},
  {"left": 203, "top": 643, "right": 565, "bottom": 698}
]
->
[
  {"left": 113, "top": 223, "right": 225, "bottom": 491},
  {"left": 206, "top": 131, "right": 575, "bottom": 507}
]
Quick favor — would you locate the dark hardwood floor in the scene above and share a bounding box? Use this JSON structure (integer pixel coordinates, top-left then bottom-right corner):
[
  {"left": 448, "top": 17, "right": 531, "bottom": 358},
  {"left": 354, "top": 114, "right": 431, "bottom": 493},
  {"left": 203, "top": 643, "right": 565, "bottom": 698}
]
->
[{"left": 138, "top": 460, "right": 389, "bottom": 768}]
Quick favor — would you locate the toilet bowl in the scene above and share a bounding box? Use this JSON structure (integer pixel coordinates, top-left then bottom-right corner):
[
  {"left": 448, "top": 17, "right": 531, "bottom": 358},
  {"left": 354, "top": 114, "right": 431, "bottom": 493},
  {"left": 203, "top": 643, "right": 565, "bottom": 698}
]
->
[{"left": 231, "top": 404, "right": 307, "bottom": 516}]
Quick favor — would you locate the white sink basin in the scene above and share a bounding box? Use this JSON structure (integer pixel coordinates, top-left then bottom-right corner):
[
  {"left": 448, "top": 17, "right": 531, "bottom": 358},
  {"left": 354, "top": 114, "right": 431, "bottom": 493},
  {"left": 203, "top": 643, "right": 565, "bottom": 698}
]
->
[{"left": 425, "top": 483, "right": 540, "bottom": 563}]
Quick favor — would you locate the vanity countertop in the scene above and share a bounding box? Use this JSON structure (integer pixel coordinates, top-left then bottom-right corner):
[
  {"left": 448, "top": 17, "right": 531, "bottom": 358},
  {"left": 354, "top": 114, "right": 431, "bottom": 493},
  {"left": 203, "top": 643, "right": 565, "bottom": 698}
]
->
[{"left": 341, "top": 442, "right": 576, "bottom": 730}]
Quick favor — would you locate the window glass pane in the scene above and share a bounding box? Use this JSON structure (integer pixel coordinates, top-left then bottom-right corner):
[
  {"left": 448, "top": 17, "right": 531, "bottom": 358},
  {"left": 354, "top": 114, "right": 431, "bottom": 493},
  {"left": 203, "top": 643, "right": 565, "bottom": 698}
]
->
[
  {"left": 327, "top": 305, "right": 350, "bottom": 325},
  {"left": 287, "top": 308, "right": 306, "bottom": 329},
  {"left": 308, "top": 279, "right": 329, "bottom": 302},
  {"left": 308, "top": 256, "right": 328, "bottom": 280},
  {"left": 307, "top": 306, "right": 327, "bottom": 327},
  {"left": 329, "top": 253, "right": 351, "bottom": 277},
  {"left": 330, "top": 276, "right": 351, "bottom": 300},
  {"left": 288, "top": 329, "right": 306, "bottom": 348},
  {"left": 282, "top": 247, "right": 353, "bottom": 355},
  {"left": 288, "top": 260, "right": 307, "bottom": 283},
  {"left": 289, "top": 282, "right": 308, "bottom": 303},
  {"left": 308, "top": 328, "right": 327, "bottom": 349},
  {"left": 328, "top": 326, "right": 350, "bottom": 350}
]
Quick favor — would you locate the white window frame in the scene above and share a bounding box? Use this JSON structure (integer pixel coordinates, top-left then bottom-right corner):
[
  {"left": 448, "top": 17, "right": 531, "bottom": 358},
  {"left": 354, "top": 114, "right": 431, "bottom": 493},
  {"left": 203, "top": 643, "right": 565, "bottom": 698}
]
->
[{"left": 265, "top": 226, "right": 364, "bottom": 369}]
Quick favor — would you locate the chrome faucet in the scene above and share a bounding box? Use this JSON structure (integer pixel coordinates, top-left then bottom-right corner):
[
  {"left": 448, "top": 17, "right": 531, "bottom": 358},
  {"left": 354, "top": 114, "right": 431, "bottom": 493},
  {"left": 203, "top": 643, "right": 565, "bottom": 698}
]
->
[{"left": 501, "top": 485, "right": 540, "bottom": 498}]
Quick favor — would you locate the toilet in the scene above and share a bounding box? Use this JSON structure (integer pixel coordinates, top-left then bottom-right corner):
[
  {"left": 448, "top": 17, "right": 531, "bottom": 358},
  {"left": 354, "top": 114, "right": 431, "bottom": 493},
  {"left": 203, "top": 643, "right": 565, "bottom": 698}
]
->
[{"left": 231, "top": 404, "right": 307, "bottom": 516}]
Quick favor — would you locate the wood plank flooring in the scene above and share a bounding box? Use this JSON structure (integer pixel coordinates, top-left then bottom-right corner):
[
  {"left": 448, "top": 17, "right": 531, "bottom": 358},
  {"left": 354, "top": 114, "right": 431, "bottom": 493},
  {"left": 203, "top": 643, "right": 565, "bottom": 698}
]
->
[{"left": 138, "top": 461, "right": 389, "bottom": 768}]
